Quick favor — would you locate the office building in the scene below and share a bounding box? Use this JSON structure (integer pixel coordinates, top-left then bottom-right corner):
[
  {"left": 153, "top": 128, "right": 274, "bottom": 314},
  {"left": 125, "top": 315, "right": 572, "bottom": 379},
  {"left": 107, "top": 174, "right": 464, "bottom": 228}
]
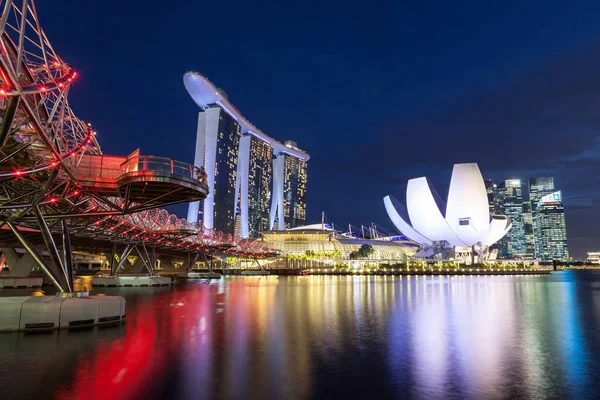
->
[
  {"left": 535, "top": 190, "right": 569, "bottom": 261},
  {"left": 528, "top": 177, "right": 568, "bottom": 260},
  {"left": 184, "top": 72, "right": 310, "bottom": 237},
  {"left": 497, "top": 179, "right": 525, "bottom": 258},
  {"left": 484, "top": 179, "right": 498, "bottom": 214},
  {"left": 522, "top": 201, "right": 534, "bottom": 258}
]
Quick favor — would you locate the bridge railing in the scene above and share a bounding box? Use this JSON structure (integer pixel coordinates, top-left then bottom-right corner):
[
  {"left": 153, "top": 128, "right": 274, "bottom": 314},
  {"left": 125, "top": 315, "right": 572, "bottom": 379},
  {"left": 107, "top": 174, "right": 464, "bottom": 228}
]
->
[
  {"left": 122, "top": 155, "right": 207, "bottom": 184},
  {"left": 74, "top": 154, "right": 125, "bottom": 181},
  {"left": 74, "top": 154, "right": 207, "bottom": 185}
]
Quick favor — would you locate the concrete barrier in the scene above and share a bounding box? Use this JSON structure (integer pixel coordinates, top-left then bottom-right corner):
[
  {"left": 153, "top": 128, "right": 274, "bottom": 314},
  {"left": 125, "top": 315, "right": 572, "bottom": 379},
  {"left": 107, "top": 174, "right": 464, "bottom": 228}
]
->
[
  {"left": 59, "top": 297, "right": 100, "bottom": 328},
  {"left": 20, "top": 296, "right": 63, "bottom": 331},
  {"left": 93, "top": 276, "right": 171, "bottom": 287},
  {"left": 118, "top": 276, "right": 137, "bottom": 286},
  {"left": 0, "top": 295, "right": 126, "bottom": 332},
  {"left": 0, "top": 297, "right": 30, "bottom": 331},
  {"left": 137, "top": 276, "right": 150, "bottom": 286},
  {"left": 91, "top": 295, "right": 125, "bottom": 324},
  {"left": 92, "top": 277, "right": 119, "bottom": 287},
  {"left": 149, "top": 276, "right": 171, "bottom": 286},
  {"left": 0, "top": 278, "right": 44, "bottom": 288},
  {"left": 0, "top": 278, "right": 15, "bottom": 288}
]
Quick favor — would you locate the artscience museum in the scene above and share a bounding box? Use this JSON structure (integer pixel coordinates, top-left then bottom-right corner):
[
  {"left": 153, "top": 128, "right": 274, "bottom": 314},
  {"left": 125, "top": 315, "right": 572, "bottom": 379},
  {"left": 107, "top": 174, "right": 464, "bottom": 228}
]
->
[{"left": 384, "top": 163, "right": 511, "bottom": 262}]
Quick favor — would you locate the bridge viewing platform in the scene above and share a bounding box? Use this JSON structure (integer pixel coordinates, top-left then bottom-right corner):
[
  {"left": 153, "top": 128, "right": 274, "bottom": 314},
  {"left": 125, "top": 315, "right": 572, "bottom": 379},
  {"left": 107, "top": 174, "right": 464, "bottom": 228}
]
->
[{"left": 74, "top": 152, "right": 208, "bottom": 211}]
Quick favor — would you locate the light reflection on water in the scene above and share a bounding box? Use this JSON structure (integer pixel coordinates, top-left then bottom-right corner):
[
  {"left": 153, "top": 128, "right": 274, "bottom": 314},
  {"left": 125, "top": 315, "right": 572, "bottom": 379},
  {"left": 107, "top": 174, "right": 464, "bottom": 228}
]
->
[{"left": 0, "top": 272, "right": 599, "bottom": 399}]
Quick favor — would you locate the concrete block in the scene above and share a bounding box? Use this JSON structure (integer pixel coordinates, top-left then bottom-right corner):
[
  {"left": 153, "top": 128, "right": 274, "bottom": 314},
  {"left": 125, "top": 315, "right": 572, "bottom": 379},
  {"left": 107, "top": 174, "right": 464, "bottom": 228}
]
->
[
  {"left": 118, "top": 276, "right": 137, "bottom": 286},
  {"left": 150, "top": 276, "right": 171, "bottom": 286},
  {"left": 28, "top": 278, "right": 43, "bottom": 287},
  {"left": 0, "top": 297, "right": 30, "bottom": 332},
  {"left": 12, "top": 278, "right": 41, "bottom": 288},
  {"left": 137, "top": 276, "right": 150, "bottom": 286},
  {"left": 90, "top": 295, "right": 125, "bottom": 324},
  {"left": 59, "top": 297, "right": 100, "bottom": 328},
  {"left": 93, "top": 277, "right": 118, "bottom": 287},
  {"left": 20, "top": 296, "right": 63, "bottom": 331},
  {"left": 0, "top": 278, "right": 15, "bottom": 288}
]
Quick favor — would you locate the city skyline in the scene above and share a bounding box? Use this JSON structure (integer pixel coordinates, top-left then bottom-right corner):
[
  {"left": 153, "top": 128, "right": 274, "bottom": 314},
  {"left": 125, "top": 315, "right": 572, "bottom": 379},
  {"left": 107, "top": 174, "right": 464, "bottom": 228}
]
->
[
  {"left": 38, "top": 1, "right": 600, "bottom": 258},
  {"left": 488, "top": 176, "right": 569, "bottom": 261}
]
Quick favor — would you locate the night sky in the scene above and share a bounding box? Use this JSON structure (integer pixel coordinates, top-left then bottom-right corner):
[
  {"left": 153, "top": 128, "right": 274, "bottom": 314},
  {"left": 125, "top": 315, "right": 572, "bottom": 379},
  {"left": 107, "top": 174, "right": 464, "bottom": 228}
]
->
[{"left": 37, "top": 1, "right": 600, "bottom": 258}]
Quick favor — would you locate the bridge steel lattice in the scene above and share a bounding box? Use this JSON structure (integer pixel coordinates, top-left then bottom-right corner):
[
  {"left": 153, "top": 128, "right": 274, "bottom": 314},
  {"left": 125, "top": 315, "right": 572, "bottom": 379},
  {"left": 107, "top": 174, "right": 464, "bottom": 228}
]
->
[{"left": 0, "top": 0, "right": 275, "bottom": 292}]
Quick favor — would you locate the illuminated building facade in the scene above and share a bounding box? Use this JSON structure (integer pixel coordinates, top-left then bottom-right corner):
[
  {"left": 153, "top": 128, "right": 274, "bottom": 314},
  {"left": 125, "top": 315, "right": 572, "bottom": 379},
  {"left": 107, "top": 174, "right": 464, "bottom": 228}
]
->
[
  {"left": 484, "top": 179, "right": 498, "bottom": 214},
  {"left": 497, "top": 179, "right": 525, "bottom": 258},
  {"left": 260, "top": 224, "right": 418, "bottom": 260},
  {"left": 522, "top": 201, "right": 535, "bottom": 258},
  {"left": 535, "top": 190, "right": 569, "bottom": 261},
  {"left": 587, "top": 252, "right": 600, "bottom": 264},
  {"left": 529, "top": 177, "right": 566, "bottom": 259},
  {"left": 283, "top": 143, "right": 308, "bottom": 229},
  {"left": 383, "top": 163, "right": 511, "bottom": 262},
  {"left": 248, "top": 136, "right": 273, "bottom": 237},
  {"left": 184, "top": 72, "right": 309, "bottom": 237},
  {"left": 187, "top": 106, "right": 240, "bottom": 235}
]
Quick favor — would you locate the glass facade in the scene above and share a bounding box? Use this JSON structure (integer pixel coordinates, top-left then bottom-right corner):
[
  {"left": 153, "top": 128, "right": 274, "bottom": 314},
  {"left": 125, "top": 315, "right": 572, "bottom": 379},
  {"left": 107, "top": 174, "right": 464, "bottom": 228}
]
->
[
  {"left": 248, "top": 136, "right": 273, "bottom": 237},
  {"left": 211, "top": 108, "right": 240, "bottom": 235},
  {"left": 522, "top": 201, "right": 534, "bottom": 258},
  {"left": 484, "top": 180, "right": 498, "bottom": 214},
  {"left": 497, "top": 179, "right": 525, "bottom": 258},
  {"left": 536, "top": 191, "right": 569, "bottom": 261},
  {"left": 528, "top": 177, "right": 555, "bottom": 258},
  {"left": 283, "top": 155, "right": 307, "bottom": 229}
]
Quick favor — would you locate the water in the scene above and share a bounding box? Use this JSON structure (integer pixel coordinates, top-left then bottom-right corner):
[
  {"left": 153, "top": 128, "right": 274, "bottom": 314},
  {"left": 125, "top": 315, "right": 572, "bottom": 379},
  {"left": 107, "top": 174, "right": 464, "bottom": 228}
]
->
[{"left": 1, "top": 272, "right": 600, "bottom": 399}]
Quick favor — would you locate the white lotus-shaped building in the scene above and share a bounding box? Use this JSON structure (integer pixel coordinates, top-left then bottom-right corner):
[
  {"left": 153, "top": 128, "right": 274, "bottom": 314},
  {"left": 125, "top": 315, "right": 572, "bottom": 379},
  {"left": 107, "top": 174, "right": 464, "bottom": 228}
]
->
[{"left": 383, "top": 163, "right": 511, "bottom": 260}]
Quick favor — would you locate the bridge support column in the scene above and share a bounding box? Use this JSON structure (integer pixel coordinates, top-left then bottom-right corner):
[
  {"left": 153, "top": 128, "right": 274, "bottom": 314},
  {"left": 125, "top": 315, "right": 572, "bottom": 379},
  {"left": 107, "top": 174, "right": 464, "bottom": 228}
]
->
[
  {"left": 5, "top": 221, "right": 65, "bottom": 292},
  {"left": 113, "top": 245, "right": 133, "bottom": 276},
  {"left": 1, "top": 248, "right": 38, "bottom": 277},
  {"left": 34, "top": 206, "right": 71, "bottom": 291}
]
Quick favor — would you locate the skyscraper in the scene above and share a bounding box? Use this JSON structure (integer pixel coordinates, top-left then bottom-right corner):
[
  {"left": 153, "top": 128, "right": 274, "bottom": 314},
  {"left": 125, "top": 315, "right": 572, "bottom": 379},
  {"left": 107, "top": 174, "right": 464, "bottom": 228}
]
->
[
  {"left": 497, "top": 179, "right": 525, "bottom": 258},
  {"left": 535, "top": 190, "right": 569, "bottom": 261},
  {"left": 187, "top": 106, "right": 240, "bottom": 235},
  {"left": 484, "top": 179, "right": 498, "bottom": 214},
  {"left": 522, "top": 201, "right": 534, "bottom": 258},
  {"left": 283, "top": 143, "right": 308, "bottom": 229},
  {"left": 184, "top": 72, "right": 310, "bottom": 237},
  {"left": 248, "top": 136, "right": 272, "bottom": 237},
  {"left": 528, "top": 177, "right": 555, "bottom": 258}
]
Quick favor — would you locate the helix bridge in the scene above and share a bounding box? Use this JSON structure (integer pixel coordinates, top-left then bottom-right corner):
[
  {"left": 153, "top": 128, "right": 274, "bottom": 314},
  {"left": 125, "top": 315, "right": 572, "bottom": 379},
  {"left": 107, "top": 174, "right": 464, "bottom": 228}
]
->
[{"left": 0, "top": 0, "right": 275, "bottom": 292}]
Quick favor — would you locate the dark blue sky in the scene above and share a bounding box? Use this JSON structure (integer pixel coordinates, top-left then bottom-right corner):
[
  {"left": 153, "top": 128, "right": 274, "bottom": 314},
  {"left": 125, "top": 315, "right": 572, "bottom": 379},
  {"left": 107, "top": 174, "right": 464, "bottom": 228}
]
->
[{"left": 38, "top": 1, "right": 600, "bottom": 258}]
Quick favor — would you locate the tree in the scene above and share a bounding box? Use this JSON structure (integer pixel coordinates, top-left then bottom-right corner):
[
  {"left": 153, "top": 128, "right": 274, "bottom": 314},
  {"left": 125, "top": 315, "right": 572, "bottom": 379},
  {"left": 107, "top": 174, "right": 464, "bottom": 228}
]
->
[{"left": 357, "top": 244, "right": 374, "bottom": 258}]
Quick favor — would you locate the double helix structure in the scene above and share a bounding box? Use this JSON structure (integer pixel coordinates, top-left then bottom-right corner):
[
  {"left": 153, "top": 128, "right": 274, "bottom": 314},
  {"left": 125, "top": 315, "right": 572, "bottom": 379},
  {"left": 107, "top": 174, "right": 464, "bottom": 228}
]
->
[{"left": 0, "top": 0, "right": 275, "bottom": 292}]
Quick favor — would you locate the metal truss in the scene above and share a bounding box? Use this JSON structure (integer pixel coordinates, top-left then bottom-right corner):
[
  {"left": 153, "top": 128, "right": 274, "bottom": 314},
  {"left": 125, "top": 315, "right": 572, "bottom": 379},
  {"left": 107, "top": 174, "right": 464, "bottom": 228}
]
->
[{"left": 0, "top": 1, "right": 274, "bottom": 292}]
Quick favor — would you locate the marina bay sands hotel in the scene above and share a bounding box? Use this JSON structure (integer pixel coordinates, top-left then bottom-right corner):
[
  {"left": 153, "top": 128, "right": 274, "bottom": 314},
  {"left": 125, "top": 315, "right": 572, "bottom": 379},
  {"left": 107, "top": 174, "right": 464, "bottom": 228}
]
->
[{"left": 184, "top": 72, "right": 309, "bottom": 238}]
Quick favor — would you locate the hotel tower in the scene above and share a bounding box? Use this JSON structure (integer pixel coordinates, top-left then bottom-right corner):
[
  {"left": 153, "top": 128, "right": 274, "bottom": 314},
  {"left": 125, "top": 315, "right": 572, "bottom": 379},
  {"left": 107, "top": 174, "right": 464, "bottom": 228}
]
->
[{"left": 184, "top": 72, "right": 309, "bottom": 238}]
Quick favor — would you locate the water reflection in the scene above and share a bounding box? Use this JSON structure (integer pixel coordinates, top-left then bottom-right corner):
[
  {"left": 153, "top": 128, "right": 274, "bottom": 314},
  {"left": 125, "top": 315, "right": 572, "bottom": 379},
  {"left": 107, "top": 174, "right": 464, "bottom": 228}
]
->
[{"left": 0, "top": 273, "right": 599, "bottom": 399}]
